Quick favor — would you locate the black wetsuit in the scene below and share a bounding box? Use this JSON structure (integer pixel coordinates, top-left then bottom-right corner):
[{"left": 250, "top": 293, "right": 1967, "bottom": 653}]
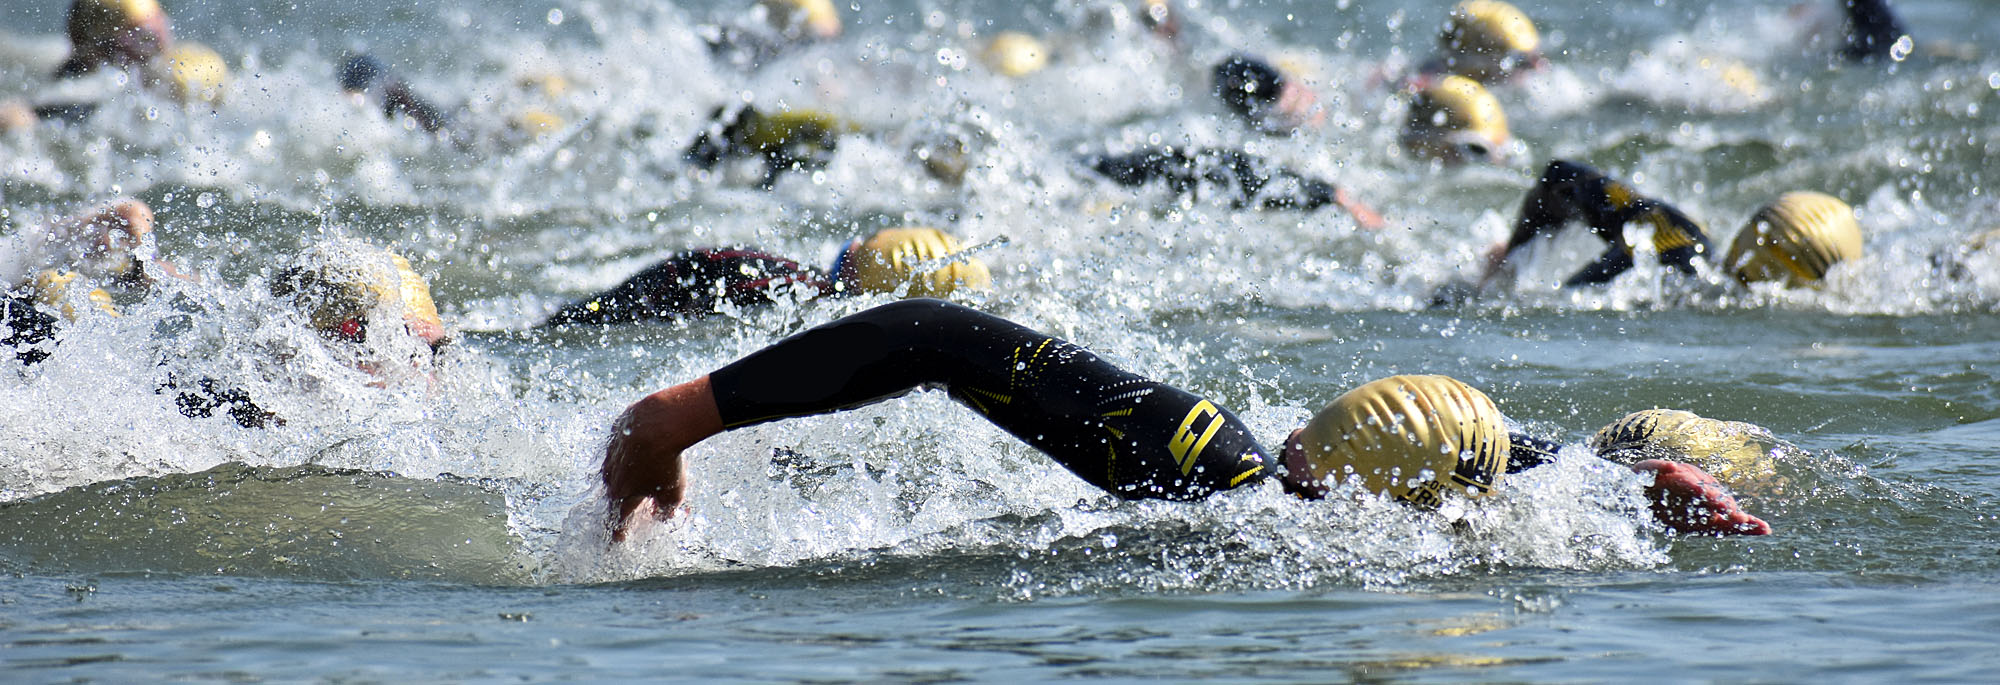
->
[
  {"left": 1506, "top": 160, "right": 1712, "bottom": 287},
  {"left": 5, "top": 293, "right": 276, "bottom": 427},
  {"left": 707, "top": 299, "right": 1273, "bottom": 500},
  {"left": 3, "top": 294, "right": 59, "bottom": 365},
  {"left": 542, "top": 248, "right": 833, "bottom": 327},
  {"left": 1843, "top": 0, "right": 1909, "bottom": 62},
  {"left": 1085, "top": 146, "right": 1343, "bottom": 211}
]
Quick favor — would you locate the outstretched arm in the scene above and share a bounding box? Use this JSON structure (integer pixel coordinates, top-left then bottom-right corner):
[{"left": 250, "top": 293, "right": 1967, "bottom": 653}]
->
[
  {"left": 1481, "top": 160, "right": 1599, "bottom": 288},
  {"left": 1504, "top": 434, "right": 1768, "bottom": 535},
  {"left": 1633, "top": 460, "right": 1770, "bottom": 535},
  {"left": 601, "top": 299, "right": 1273, "bottom": 540}
]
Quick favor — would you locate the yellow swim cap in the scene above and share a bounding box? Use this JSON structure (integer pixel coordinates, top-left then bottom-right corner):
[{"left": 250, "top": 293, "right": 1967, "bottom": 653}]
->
[
  {"left": 509, "top": 109, "right": 565, "bottom": 138},
  {"left": 271, "top": 244, "right": 443, "bottom": 344},
  {"left": 742, "top": 109, "right": 849, "bottom": 153},
  {"left": 158, "top": 42, "right": 228, "bottom": 105},
  {"left": 983, "top": 31, "right": 1049, "bottom": 78},
  {"left": 844, "top": 227, "right": 993, "bottom": 297},
  {"left": 1437, "top": 0, "right": 1540, "bottom": 83},
  {"left": 1722, "top": 191, "right": 1863, "bottom": 287},
  {"left": 1403, "top": 75, "right": 1511, "bottom": 164},
  {"left": 1294, "top": 375, "right": 1510, "bottom": 508},
  {"left": 759, "top": 0, "right": 842, "bottom": 40},
  {"left": 1590, "top": 409, "right": 1779, "bottom": 490},
  {"left": 32, "top": 270, "right": 118, "bottom": 319}
]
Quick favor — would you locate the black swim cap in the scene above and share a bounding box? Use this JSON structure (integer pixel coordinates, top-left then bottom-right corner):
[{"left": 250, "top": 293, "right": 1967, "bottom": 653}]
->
[
  {"left": 1212, "top": 54, "right": 1285, "bottom": 120},
  {"left": 339, "top": 54, "right": 388, "bottom": 92}
]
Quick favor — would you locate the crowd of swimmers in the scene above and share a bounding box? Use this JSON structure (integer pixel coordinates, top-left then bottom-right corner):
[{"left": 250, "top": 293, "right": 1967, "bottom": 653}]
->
[{"left": 3, "top": 0, "right": 1984, "bottom": 546}]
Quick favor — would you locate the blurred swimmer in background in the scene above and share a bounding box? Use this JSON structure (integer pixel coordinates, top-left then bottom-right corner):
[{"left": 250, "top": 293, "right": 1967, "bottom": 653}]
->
[
  {"left": 1434, "top": 160, "right": 1864, "bottom": 304},
  {"left": 1400, "top": 75, "right": 1514, "bottom": 166},
  {"left": 1081, "top": 146, "right": 1386, "bottom": 227},
  {"left": 702, "top": 0, "right": 845, "bottom": 70},
  {"left": 2, "top": 199, "right": 161, "bottom": 364},
  {"left": 541, "top": 227, "right": 992, "bottom": 327},
  {"left": 598, "top": 299, "right": 1770, "bottom": 542},
  {"left": 0, "top": 0, "right": 230, "bottom": 131}
]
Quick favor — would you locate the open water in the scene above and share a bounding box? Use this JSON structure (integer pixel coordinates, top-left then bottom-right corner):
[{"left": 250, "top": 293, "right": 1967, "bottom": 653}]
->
[{"left": 3, "top": 0, "right": 1999, "bottom": 681}]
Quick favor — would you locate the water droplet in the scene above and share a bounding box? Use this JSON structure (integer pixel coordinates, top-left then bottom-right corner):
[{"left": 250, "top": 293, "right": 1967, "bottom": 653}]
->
[
  {"left": 546, "top": 8, "right": 564, "bottom": 25},
  {"left": 196, "top": 192, "right": 215, "bottom": 208}
]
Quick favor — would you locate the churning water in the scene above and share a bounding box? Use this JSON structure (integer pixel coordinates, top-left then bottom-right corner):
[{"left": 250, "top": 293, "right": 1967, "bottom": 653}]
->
[{"left": 3, "top": 0, "right": 1999, "bottom": 680}]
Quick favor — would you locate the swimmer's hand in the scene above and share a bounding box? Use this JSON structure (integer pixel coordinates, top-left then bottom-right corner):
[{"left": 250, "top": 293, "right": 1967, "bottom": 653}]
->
[
  {"left": 602, "top": 376, "right": 725, "bottom": 542},
  {"left": 1334, "top": 188, "right": 1386, "bottom": 231},
  {"left": 1633, "top": 460, "right": 1772, "bottom": 536}
]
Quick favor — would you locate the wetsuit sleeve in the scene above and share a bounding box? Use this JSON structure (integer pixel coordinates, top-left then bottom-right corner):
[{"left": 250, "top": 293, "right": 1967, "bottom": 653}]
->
[
  {"left": 707, "top": 299, "right": 1274, "bottom": 501},
  {"left": 1512, "top": 160, "right": 1709, "bottom": 287},
  {"left": 1505, "top": 432, "right": 1562, "bottom": 473},
  {"left": 3, "top": 295, "right": 59, "bottom": 365},
  {"left": 1086, "top": 147, "right": 1198, "bottom": 197},
  {"left": 542, "top": 249, "right": 831, "bottom": 326}
]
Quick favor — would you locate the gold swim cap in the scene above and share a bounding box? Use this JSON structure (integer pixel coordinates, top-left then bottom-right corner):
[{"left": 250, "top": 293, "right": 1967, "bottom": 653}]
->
[
  {"left": 1591, "top": 409, "right": 1778, "bottom": 490},
  {"left": 271, "top": 244, "right": 443, "bottom": 343},
  {"left": 1722, "top": 191, "right": 1863, "bottom": 287},
  {"left": 760, "top": 0, "right": 842, "bottom": 40},
  {"left": 158, "top": 42, "right": 228, "bottom": 105},
  {"left": 741, "top": 109, "right": 849, "bottom": 153},
  {"left": 509, "top": 109, "right": 565, "bottom": 138},
  {"left": 983, "top": 31, "right": 1049, "bottom": 78},
  {"left": 1294, "top": 375, "right": 1510, "bottom": 508},
  {"left": 1403, "top": 75, "right": 1511, "bottom": 164},
  {"left": 1437, "top": 0, "right": 1540, "bottom": 83},
  {"left": 845, "top": 227, "right": 993, "bottom": 297},
  {"left": 31, "top": 270, "right": 118, "bottom": 320}
]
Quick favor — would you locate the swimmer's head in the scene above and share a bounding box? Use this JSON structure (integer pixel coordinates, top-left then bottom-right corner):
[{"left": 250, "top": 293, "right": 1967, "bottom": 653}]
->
[
  {"left": 338, "top": 54, "right": 390, "bottom": 93},
  {"left": 60, "top": 0, "right": 172, "bottom": 77},
  {"left": 1289, "top": 375, "right": 1510, "bottom": 507},
  {"left": 983, "top": 32, "right": 1050, "bottom": 78},
  {"left": 1213, "top": 54, "right": 1286, "bottom": 121},
  {"left": 1591, "top": 409, "right": 1779, "bottom": 489},
  {"left": 270, "top": 243, "right": 446, "bottom": 349},
  {"left": 1722, "top": 191, "right": 1863, "bottom": 287},
  {"left": 759, "top": 0, "right": 842, "bottom": 41},
  {"left": 1435, "top": 0, "right": 1543, "bottom": 84},
  {"left": 154, "top": 42, "right": 228, "bottom": 105},
  {"left": 835, "top": 227, "right": 993, "bottom": 298},
  {"left": 1402, "top": 75, "right": 1511, "bottom": 165}
]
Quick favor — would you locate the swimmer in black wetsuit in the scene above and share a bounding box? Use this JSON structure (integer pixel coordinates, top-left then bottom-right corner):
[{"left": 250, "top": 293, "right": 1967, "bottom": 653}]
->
[
  {"left": 1486, "top": 160, "right": 1712, "bottom": 289},
  {"left": 539, "top": 227, "right": 991, "bottom": 327},
  {"left": 1441, "top": 159, "right": 1865, "bottom": 304},
  {"left": 601, "top": 300, "right": 1768, "bottom": 541},
  {"left": 1212, "top": 54, "right": 1323, "bottom": 135},
  {"left": 1083, "top": 147, "right": 1386, "bottom": 228}
]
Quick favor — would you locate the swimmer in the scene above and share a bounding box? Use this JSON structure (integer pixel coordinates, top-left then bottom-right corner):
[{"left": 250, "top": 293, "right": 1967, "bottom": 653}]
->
[
  {"left": 600, "top": 299, "right": 1768, "bottom": 541},
  {"left": 682, "top": 104, "right": 863, "bottom": 189},
  {"left": 2, "top": 199, "right": 158, "bottom": 364},
  {"left": 1444, "top": 160, "right": 1863, "bottom": 302},
  {"left": 541, "top": 227, "right": 992, "bottom": 327},
  {"left": 1212, "top": 53, "right": 1323, "bottom": 135},
  {"left": 703, "top": 0, "right": 844, "bottom": 70},
  {"left": 339, "top": 54, "right": 453, "bottom": 135},
  {"left": 165, "top": 242, "right": 452, "bottom": 428},
  {"left": 1418, "top": 0, "right": 1546, "bottom": 85},
  {"left": 54, "top": 0, "right": 173, "bottom": 78},
  {"left": 1400, "top": 75, "right": 1512, "bottom": 166},
  {"left": 1083, "top": 146, "right": 1385, "bottom": 228}
]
